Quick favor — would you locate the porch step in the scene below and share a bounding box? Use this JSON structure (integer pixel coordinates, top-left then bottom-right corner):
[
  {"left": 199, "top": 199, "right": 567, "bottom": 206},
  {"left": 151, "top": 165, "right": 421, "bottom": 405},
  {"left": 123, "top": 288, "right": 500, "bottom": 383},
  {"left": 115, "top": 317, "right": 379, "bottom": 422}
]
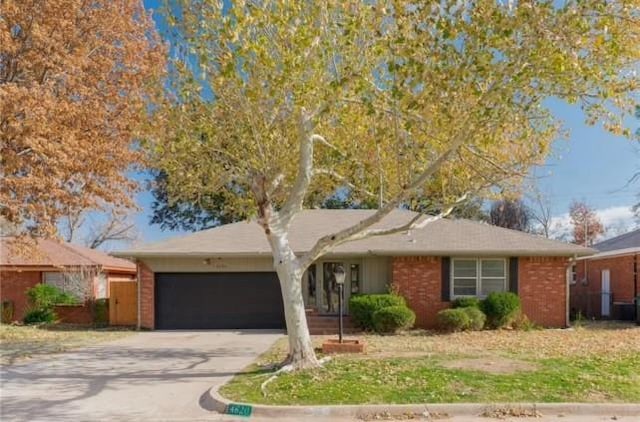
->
[{"left": 306, "top": 309, "right": 361, "bottom": 335}]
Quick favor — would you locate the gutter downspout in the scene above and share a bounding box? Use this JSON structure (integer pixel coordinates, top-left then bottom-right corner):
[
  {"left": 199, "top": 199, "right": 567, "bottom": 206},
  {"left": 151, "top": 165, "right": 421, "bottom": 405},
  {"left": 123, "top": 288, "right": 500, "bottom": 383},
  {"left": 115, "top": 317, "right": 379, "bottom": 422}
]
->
[
  {"left": 567, "top": 254, "right": 578, "bottom": 327},
  {"left": 634, "top": 254, "right": 638, "bottom": 325},
  {"left": 136, "top": 259, "right": 141, "bottom": 330}
]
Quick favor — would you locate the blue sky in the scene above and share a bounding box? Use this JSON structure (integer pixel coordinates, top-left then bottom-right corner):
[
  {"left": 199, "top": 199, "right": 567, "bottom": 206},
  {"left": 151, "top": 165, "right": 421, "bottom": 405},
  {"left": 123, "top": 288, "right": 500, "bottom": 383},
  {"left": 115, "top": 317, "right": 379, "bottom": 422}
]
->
[{"left": 128, "top": 1, "right": 639, "bottom": 246}]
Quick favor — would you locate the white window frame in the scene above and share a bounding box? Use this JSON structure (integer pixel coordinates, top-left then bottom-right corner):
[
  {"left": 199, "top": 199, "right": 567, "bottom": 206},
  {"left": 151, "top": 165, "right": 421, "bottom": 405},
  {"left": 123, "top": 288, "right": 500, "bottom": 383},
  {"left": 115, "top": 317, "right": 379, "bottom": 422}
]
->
[{"left": 451, "top": 258, "right": 508, "bottom": 299}]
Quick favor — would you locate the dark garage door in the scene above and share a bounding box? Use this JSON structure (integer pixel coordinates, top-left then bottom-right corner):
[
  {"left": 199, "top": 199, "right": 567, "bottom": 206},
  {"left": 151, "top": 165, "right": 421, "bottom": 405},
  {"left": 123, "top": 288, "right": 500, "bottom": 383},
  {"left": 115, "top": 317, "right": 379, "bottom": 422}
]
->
[{"left": 155, "top": 272, "right": 285, "bottom": 329}]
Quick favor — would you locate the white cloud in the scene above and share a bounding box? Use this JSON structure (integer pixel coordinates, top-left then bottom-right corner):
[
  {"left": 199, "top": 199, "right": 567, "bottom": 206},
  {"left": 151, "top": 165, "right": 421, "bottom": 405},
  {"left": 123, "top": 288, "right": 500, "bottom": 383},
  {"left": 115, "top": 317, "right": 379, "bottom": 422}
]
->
[{"left": 547, "top": 205, "right": 638, "bottom": 242}]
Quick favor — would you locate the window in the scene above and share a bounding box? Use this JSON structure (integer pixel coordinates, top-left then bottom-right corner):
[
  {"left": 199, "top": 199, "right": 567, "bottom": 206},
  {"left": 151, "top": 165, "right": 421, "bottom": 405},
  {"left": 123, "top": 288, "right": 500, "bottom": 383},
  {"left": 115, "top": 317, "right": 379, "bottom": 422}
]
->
[
  {"left": 452, "top": 258, "right": 507, "bottom": 298},
  {"left": 350, "top": 264, "right": 360, "bottom": 294},
  {"left": 452, "top": 259, "right": 477, "bottom": 296},
  {"left": 43, "top": 271, "right": 90, "bottom": 300},
  {"left": 306, "top": 264, "right": 316, "bottom": 304}
]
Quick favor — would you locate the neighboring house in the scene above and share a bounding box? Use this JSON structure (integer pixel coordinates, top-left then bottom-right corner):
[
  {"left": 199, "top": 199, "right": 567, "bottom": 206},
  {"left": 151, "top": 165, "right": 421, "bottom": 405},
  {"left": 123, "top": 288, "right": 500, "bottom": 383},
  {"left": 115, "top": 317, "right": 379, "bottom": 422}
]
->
[
  {"left": 0, "top": 238, "right": 136, "bottom": 324},
  {"left": 570, "top": 229, "right": 639, "bottom": 320},
  {"left": 116, "top": 209, "right": 592, "bottom": 331}
]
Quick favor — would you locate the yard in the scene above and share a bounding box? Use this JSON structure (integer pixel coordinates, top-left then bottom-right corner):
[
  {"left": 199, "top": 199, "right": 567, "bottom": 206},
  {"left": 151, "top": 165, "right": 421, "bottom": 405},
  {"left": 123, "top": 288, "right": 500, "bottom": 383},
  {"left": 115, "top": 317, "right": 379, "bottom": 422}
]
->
[
  {"left": 221, "top": 322, "right": 640, "bottom": 405},
  {"left": 0, "top": 324, "right": 133, "bottom": 365}
]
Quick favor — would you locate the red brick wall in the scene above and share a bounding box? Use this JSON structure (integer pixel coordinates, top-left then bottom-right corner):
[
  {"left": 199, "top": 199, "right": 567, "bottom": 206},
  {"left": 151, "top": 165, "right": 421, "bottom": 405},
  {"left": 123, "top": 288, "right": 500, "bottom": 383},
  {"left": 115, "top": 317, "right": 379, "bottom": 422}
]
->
[
  {"left": 139, "top": 261, "right": 154, "bottom": 329},
  {"left": 54, "top": 304, "right": 94, "bottom": 324},
  {"left": 0, "top": 270, "right": 42, "bottom": 321},
  {"left": 570, "top": 253, "right": 638, "bottom": 318},
  {"left": 392, "top": 256, "right": 569, "bottom": 329},
  {"left": 392, "top": 257, "right": 449, "bottom": 329},
  {"left": 519, "top": 257, "right": 568, "bottom": 328}
]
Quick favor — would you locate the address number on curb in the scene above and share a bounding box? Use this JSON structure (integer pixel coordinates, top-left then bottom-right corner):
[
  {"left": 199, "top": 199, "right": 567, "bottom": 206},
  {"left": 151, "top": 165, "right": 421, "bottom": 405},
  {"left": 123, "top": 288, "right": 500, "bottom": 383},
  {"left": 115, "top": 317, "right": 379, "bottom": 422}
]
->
[{"left": 226, "top": 403, "right": 253, "bottom": 417}]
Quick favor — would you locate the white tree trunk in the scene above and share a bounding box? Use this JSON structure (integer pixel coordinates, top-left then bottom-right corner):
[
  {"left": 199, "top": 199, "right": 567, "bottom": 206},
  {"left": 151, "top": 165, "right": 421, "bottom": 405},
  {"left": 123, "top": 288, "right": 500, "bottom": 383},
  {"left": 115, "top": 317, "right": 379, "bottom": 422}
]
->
[{"left": 267, "top": 229, "right": 319, "bottom": 369}]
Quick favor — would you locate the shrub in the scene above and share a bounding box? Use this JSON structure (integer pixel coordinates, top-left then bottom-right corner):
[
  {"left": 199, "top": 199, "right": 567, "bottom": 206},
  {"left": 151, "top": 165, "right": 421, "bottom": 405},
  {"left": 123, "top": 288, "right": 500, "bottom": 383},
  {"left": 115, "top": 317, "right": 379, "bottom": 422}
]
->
[
  {"left": 372, "top": 305, "right": 416, "bottom": 333},
  {"left": 452, "top": 297, "right": 481, "bottom": 309},
  {"left": 437, "top": 308, "right": 470, "bottom": 332},
  {"left": 93, "top": 299, "right": 109, "bottom": 326},
  {"left": 481, "top": 292, "right": 521, "bottom": 328},
  {"left": 349, "top": 294, "right": 406, "bottom": 330},
  {"left": 512, "top": 312, "right": 539, "bottom": 331},
  {"left": 26, "top": 284, "right": 78, "bottom": 309},
  {"left": 462, "top": 306, "right": 486, "bottom": 331},
  {"left": 23, "top": 308, "right": 56, "bottom": 324}
]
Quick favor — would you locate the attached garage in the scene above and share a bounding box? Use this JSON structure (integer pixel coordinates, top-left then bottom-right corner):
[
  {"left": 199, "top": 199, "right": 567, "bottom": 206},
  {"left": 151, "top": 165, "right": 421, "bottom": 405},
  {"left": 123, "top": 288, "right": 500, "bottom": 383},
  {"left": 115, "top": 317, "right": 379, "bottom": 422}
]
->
[{"left": 154, "top": 272, "right": 285, "bottom": 329}]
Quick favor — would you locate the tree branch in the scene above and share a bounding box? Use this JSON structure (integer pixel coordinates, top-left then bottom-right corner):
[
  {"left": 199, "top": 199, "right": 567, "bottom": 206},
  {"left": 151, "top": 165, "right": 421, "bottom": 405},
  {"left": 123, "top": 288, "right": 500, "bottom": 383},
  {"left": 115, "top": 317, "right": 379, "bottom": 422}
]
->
[{"left": 313, "top": 168, "right": 377, "bottom": 198}]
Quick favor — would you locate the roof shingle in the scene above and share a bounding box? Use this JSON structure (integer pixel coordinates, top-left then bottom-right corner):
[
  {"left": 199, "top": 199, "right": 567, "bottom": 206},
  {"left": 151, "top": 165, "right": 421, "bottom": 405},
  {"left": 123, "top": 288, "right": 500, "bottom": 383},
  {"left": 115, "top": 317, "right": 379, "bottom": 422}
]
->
[
  {"left": 1, "top": 238, "right": 136, "bottom": 272},
  {"left": 116, "top": 209, "right": 593, "bottom": 258}
]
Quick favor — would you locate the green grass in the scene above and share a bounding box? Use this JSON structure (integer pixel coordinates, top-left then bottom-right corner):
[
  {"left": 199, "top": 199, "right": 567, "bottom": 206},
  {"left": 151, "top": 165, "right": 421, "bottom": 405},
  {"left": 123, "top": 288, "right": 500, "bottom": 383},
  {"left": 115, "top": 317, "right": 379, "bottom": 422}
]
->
[
  {"left": 0, "top": 323, "right": 133, "bottom": 365},
  {"left": 221, "top": 325, "right": 640, "bottom": 405}
]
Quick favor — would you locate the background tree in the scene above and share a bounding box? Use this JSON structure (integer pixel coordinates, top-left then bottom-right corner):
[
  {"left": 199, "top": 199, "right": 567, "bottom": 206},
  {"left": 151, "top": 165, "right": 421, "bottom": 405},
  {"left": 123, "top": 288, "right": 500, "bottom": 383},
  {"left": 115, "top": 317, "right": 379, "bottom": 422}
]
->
[
  {"left": 60, "top": 209, "right": 139, "bottom": 250},
  {"left": 149, "top": 170, "right": 485, "bottom": 231},
  {"left": 149, "top": 0, "right": 639, "bottom": 369},
  {"left": 489, "top": 199, "right": 532, "bottom": 232},
  {"left": 526, "top": 187, "right": 554, "bottom": 238},
  {"left": 0, "top": 0, "right": 165, "bottom": 237},
  {"left": 569, "top": 201, "right": 605, "bottom": 246}
]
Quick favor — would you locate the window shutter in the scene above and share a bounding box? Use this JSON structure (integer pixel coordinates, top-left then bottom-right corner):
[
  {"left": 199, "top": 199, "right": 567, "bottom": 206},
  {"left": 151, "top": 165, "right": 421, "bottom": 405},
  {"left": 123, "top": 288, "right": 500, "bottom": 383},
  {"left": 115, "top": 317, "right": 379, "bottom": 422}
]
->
[
  {"left": 441, "top": 257, "right": 451, "bottom": 302},
  {"left": 509, "top": 257, "right": 519, "bottom": 294}
]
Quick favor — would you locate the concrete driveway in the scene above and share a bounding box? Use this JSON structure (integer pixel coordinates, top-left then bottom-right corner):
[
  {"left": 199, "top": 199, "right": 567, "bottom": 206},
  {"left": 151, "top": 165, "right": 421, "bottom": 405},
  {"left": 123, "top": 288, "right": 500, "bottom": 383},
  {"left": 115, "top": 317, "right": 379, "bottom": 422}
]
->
[{"left": 0, "top": 330, "right": 283, "bottom": 422}]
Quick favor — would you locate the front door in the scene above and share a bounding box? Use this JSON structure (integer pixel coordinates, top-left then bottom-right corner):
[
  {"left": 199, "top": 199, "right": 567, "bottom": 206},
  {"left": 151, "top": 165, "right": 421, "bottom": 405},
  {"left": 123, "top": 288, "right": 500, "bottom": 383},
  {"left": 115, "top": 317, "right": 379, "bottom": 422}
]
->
[
  {"left": 601, "top": 269, "right": 611, "bottom": 317},
  {"left": 317, "top": 261, "right": 361, "bottom": 314}
]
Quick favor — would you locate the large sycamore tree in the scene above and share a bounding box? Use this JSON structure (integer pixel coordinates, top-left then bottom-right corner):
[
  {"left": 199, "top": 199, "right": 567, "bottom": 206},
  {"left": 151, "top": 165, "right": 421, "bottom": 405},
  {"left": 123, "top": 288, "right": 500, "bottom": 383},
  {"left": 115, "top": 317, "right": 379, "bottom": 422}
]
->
[
  {"left": 149, "top": 0, "right": 639, "bottom": 369},
  {"left": 0, "top": 0, "right": 165, "bottom": 236}
]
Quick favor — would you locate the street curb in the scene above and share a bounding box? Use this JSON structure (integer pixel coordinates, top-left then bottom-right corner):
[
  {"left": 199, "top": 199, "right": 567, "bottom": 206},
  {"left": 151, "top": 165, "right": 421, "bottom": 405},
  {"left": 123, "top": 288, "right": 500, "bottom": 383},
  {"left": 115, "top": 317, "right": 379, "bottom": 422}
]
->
[{"left": 202, "top": 387, "right": 640, "bottom": 419}]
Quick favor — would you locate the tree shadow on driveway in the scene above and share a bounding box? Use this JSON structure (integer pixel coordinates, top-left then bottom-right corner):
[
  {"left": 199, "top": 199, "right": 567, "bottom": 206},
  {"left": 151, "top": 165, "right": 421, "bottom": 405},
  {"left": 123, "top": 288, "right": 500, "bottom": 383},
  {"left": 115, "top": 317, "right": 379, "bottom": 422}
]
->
[{"left": 1, "top": 339, "right": 277, "bottom": 421}]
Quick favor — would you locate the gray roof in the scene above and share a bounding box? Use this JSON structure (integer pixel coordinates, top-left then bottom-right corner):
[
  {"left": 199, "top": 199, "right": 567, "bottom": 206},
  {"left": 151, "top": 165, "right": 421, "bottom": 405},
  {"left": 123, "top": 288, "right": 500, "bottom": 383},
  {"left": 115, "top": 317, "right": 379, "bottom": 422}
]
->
[
  {"left": 117, "top": 209, "right": 594, "bottom": 258},
  {"left": 593, "top": 228, "right": 640, "bottom": 252}
]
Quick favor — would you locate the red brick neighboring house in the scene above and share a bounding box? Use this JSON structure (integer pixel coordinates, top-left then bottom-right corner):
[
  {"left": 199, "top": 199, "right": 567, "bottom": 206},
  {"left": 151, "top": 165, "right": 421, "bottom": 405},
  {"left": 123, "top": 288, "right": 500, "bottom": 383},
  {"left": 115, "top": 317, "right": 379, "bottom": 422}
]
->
[
  {"left": 570, "top": 229, "right": 639, "bottom": 320},
  {"left": 0, "top": 238, "right": 136, "bottom": 322},
  {"left": 115, "top": 210, "right": 593, "bottom": 332}
]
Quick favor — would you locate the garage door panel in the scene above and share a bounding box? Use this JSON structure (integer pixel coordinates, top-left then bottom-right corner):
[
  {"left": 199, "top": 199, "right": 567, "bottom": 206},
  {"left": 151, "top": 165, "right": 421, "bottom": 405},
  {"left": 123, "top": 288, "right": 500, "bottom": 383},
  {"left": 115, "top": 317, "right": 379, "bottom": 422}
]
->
[{"left": 155, "top": 272, "right": 285, "bottom": 329}]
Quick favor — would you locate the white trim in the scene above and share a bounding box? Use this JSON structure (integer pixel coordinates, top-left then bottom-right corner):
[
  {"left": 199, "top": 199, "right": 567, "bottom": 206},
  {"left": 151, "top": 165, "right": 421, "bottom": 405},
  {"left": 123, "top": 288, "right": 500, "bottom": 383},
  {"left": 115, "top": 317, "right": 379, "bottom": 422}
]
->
[
  {"left": 576, "top": 247, "right": 640, "bottom": 261},
  {"left": 451, "top": 258, "right": 508, "bottom": 299}
]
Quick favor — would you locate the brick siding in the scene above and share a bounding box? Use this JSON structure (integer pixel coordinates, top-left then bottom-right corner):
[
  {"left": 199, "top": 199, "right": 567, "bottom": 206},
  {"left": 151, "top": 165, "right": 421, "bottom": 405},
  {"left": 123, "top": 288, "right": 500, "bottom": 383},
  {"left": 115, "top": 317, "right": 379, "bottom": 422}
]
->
[
  {"left": 392, "top": 256, "right": 569, "bottom": 329},
  {"left": 570, "top": 253, "right": 638, "bottom": 318},
  {"left": 519, "top": 257, "right": 569, "bottom": 328},
  {"left": 139, "top": 261, "right": 154, "bottom": 329},
  {"left": 392, "top": 256, "right": 449, "bottom": 329},
  {"left": 0, "top": 270, "right": 42, "bottom": 321}
]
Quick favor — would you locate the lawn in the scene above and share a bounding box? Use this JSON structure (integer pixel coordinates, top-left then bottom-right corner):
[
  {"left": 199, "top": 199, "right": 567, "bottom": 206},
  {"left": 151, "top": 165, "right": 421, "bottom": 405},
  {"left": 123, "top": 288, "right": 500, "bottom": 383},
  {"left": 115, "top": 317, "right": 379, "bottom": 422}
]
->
[
  {"left": 221, "top": 322, "right": 640, "bottom": 405},
  {"left": 0, "top": 324, "right": 133, "bottom": 365}
]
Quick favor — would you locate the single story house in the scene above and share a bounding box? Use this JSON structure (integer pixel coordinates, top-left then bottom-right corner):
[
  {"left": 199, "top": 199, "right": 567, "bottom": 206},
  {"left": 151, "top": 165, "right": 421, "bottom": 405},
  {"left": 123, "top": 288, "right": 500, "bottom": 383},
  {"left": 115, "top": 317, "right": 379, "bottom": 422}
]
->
[
  {"left": 116, "top": 209, "right": 593, "bottom": 331},
  {"left": 570, "top": 228, "right": 639, "bottom": 320},
  {"left": 0, "top": 237, "right": 136, "bottom": 324}
]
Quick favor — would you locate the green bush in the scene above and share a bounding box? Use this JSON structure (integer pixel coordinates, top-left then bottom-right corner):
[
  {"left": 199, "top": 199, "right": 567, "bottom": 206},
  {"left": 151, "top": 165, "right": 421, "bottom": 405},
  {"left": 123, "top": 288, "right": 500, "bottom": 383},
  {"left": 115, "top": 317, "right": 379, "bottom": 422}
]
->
[
  {"left": 481, "top": 292, "right": 521, "bottom": 328},
  {"left": 437, "top": 308, "right": 470, "bottom": 332},
  {"left": 23, "top": 308, "right": 56, "bottom": 324},
  {"left": 371, "top": 305, "right": 416, "bottom": 333},
  {"left": 452, "top": 297, "right": 481, "bottom": 309},
  {"left": 93, "top": 299, "right": 109, "bottom": 326},
  {"left": 463, "top": 306, "right": 486, "bottom": 331},
  {"left": 349, "top": 294, "right": 406, "bottom": 330},
  {"left": 26, "top": 284, "right": 78, "bottom": 309}
]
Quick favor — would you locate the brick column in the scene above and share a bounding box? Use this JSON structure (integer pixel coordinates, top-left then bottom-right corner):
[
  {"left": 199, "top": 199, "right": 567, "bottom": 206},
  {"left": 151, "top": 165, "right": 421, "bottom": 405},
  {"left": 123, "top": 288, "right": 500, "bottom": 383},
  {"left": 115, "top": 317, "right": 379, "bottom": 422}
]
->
[
  {"left": 392, "top": 256, "right": 449, "bottom": 329},
  {"left": 138, "top": 261, "right": 154, "bottom": 329},
  {"left": 519, "top": 257, "right": 569, "bottom": 328}
]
